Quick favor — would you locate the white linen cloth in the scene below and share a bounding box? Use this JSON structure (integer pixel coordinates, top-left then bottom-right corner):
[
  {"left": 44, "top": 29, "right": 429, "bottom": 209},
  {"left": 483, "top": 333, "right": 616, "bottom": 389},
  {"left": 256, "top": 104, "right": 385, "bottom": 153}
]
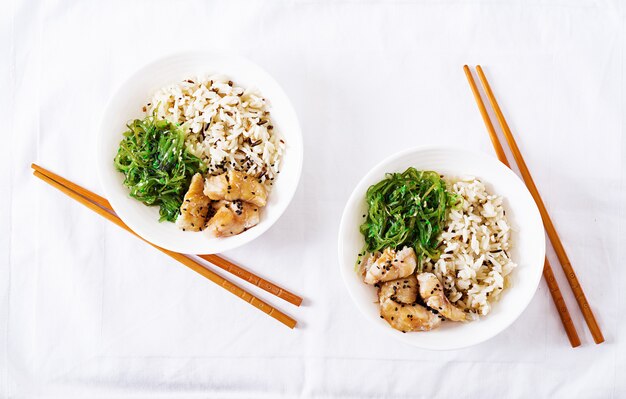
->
[{"left": 1, "top": 0, "right": 625, "bottom": 397}]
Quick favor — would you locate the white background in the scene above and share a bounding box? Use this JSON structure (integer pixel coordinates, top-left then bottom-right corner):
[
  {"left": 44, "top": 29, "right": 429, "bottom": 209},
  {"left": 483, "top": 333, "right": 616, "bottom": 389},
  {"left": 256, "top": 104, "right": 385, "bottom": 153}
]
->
[{"left": 1, "top": 0, "right": 625, "bottom": 397}]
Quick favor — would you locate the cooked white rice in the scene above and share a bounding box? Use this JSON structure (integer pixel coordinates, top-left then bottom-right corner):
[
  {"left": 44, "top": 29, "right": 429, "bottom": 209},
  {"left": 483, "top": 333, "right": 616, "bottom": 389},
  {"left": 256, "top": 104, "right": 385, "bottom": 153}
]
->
[
  {"left": 145, "top": 75, "right": 284, "bottom": 184},
  {"left": 423, "top": 176, "right": 516, "bottom": 319}
]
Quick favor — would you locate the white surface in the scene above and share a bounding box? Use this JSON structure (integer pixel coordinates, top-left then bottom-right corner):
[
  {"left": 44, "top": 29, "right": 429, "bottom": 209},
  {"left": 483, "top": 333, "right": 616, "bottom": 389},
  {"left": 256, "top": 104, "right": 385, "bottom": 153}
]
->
[
  {"left": 1, "top": 0, "right": 625, "bottom": 397},
  {"left": 98, "top": 51, "right": 303, "bottom": 255},
  {"left": 339, "top": 146, "right": 545, "bottom": 350}
]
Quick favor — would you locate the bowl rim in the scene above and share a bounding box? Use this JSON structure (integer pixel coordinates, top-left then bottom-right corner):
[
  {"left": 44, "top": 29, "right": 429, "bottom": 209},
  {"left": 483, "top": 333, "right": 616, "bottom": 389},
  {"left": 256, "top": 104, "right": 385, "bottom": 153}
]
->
[
  {"left": 96, "top": 50, "right": 303, "bottom": 254},
  {"left": 337, "top": 144, "right": 545, "bottom": 350}
]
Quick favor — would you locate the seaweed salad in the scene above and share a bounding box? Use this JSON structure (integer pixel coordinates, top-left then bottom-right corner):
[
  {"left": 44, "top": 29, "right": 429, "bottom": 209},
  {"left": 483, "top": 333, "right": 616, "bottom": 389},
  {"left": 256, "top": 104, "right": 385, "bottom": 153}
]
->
[
  {"left": 359, "top": 167, "right": 459, "bottom": 269},
  {"left": 114, "top": 115, "right": 206, "bottom": 222}
]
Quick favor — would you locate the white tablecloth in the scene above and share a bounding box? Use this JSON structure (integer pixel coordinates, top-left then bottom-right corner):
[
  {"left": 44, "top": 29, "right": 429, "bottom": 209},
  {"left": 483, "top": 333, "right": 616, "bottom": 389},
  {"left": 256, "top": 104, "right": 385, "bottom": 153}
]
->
[{"left": 2, "top": 0, "right": 625, "bottom": 397}]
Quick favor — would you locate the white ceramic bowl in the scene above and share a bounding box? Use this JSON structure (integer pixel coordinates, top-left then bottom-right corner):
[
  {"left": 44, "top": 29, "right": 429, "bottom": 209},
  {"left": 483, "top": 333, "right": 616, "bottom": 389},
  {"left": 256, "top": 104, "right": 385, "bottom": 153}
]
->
[
  {"left": 98, "top": 52, "right": 303, "bottom": 254},
  {"left": 338, "top": 146, "right": 545, "bottom": 350}
]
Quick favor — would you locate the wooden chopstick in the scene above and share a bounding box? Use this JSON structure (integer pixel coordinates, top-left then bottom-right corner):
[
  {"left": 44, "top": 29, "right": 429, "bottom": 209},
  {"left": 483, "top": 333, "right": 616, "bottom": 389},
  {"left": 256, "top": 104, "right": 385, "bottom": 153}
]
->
[
  {"left": 474, "top": 65, "right": 604, "bottom": 344},
  {"left": 463, "top": 65, "right": 581, "bottom": 347},
  {"left": 31, "top": 163, "right": 302, "bottom": 307},
  {"left": 32, "top": 169, "right": 297, "bottom": 329},
  {"left": 198, "top": 254, "right": 303, "bottom": 306}
]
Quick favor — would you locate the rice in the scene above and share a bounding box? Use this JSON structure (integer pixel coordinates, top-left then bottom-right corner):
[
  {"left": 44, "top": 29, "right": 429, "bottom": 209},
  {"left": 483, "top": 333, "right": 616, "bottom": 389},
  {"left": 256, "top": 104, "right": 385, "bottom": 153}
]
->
[
  {"left": 423, "top": 176, "right": 517, "bottom": 319},
  {"left": 145, "top": 75, "right": 284, "bottom": 184}
]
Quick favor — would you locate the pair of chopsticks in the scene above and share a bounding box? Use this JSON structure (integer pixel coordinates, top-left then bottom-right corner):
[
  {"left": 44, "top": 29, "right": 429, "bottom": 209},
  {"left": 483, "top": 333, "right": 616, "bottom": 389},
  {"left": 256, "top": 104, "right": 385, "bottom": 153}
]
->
[
  {"left": 463, "top": 65, "right": 604, "bottom": 347},
  {"left": 31, "top": 163, "right": 301, "bottom": 329}
]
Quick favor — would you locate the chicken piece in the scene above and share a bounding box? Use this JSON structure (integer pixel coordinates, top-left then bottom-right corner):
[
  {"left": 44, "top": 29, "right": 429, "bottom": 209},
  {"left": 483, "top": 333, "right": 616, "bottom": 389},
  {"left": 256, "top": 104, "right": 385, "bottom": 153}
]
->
[
  {"left": 363, "top": 246, "right": 417, "bottom": 285},
  {"left": 204, "top": 170, "right": 268, "bottom": 207},
  {"left": 176, "top": 173, "right": 212, "bottom": 232},
  {"left": 205, "top": 200, "right": 260, "bottom": 237},
  {"left": 417, "top": 272, "right": 466, "bottom": 322},
  {"left": 379, "top": 298, "right": 441, "bottom": 332},
  {"left": 379, "top": 274, "right": 418, "bottom": 305}
]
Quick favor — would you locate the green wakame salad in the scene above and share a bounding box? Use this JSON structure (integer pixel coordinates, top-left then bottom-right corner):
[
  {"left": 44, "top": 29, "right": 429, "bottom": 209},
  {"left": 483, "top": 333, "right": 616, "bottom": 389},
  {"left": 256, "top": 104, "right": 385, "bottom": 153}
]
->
[
  {"left": 114, "top": 115, "right": 206, "bottom": 222},
  {"left": 359, "top": 167, "right": 460, "bottom": 270}
]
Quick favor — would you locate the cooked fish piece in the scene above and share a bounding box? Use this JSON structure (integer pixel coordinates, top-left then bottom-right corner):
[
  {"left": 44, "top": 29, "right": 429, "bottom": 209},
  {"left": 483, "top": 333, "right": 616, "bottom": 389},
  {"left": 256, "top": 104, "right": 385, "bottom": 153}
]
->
[
  {"left": 379, "top": 274, "right": 418, "bottom": 305},
  {"left": 379, "top": 297, "right": 441, "bottom": 332},
  {"left": 205, "top": 200, "right": 260, "bottom": 237},
  {"left": 176, "top": 173, "right": 212, "bottom": 232},
  {"left": 363, "top": 246, "right": 417, "bottom": 285},
  {"left": 417, "top": 272, "right": 466, "bottom": 322},
  {"left": 204, "top": 170, "right": 268, "bottom": 207}
]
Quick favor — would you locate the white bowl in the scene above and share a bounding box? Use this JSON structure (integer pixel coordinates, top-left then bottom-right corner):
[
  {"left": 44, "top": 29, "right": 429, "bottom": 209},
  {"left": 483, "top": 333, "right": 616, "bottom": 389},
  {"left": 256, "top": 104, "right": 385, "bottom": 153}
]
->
[
  {"left": 97, "top": 52, "right": 303, "bottom": 254},
  {"left": 338, "top": 146, "right": 545, "bottom": 350}
]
